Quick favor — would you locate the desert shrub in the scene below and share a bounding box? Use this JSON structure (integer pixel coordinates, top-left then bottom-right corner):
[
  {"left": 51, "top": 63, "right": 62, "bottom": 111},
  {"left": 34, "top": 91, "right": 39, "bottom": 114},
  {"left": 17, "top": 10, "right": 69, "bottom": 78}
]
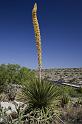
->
[
  {"left": 62, "top": 106, "right": 82, "bottom": 124},
  {"left": 0, "top": 64, "right": 8, "bottom": 93},
  {"left": 53, "top": 85, "right": 77, "bottom": 98},
  {"left": 76, "top": 87, "right": 82, "bottom": 94},
  {"left": 0, "top": 105, "right": 64, "bottom": 124},
  {"left": 23, "top": 107, "right": 64, "bottom": 124},
  {"left": 0, "top": 64, "right": 36, "bottom": 85},
  {"left": 23, "top": 80, "right": 61, "bottom": 109},
  {"left": 0, "top": 64, "right": 36, "bottom": 94},
  {"left": 62, "top": 86, "right": 78, "bottom": 97},
  {"left": 77, "top": 97, "right": 82, "bottom": 105},
  {"left": 60, "top": 94, "right": 70, "bottom": 108},
  {"left": 0, "top": 83, "right": 7, "bottom": 94},
  {"left": 4, "top": 84, "right": 17, "bottom": 101}
]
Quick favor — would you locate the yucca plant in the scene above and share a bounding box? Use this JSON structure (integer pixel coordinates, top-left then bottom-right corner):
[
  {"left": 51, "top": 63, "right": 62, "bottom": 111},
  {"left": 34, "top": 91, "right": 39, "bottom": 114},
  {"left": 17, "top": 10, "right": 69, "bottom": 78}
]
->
[
  {"left": 23, "top": 80, "right": 60, "bottom": 109},
  {"left": 32, "top": 3, "right": 42, "bottom": 82}
]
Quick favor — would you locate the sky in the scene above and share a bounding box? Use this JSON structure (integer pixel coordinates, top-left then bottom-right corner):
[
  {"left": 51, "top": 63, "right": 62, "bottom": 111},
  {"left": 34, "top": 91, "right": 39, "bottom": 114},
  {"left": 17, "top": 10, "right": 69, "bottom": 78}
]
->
[{"left": 0, "top": 0, "right": 82, "bottom": 69}]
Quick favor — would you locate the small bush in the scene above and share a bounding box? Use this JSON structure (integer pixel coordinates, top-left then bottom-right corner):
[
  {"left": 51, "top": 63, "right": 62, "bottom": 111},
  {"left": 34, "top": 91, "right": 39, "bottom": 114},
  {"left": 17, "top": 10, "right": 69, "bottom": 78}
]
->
[
  {"left": 62, "top": 86, "right": 78, "bottom": 97},
  {"left": 76, "top": 87, "right": 82, "bottom": 94},
  {"left": 77, "top": 97, "right": 82, "bottom": 105},
  {"left": 60, "top": 95, "right": 70, "bottom": 108},
  {"left": 62, "top": 106, "right": 82, "bottom": 124}
]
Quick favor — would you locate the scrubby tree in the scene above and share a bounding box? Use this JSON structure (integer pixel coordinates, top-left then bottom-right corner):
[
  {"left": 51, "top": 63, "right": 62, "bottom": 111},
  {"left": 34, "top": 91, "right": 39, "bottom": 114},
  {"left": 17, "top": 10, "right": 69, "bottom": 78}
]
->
[{"left": 0, "top": 64, "right": 36, "bottom": 93}]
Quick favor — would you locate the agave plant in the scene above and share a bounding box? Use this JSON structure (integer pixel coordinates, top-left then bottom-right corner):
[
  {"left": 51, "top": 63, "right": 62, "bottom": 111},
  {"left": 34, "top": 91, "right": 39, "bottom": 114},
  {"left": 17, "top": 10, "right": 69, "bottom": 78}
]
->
[{"left": 23, "top": 80, "right": 60, "bottom": 109}]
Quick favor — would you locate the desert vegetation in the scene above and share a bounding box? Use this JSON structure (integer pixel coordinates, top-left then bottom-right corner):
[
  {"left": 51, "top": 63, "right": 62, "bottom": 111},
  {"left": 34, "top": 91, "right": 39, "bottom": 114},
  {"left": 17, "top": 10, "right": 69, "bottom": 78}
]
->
[
  {"left": 0, "top": 2, "right": 82, "bottom": 124},
  {"left": 0, "top": 64, "right": 82, "bottom": 124}
]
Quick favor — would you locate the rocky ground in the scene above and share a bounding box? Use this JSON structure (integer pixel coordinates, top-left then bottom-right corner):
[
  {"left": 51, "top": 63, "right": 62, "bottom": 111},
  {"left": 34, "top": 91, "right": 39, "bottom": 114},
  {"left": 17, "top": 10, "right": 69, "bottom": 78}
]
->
[
  {"left": 0, "top": 83, "right": 82, "bottom": 124},
  {"left": 41, "top": 68, "right": 82, "bottom": 85}
]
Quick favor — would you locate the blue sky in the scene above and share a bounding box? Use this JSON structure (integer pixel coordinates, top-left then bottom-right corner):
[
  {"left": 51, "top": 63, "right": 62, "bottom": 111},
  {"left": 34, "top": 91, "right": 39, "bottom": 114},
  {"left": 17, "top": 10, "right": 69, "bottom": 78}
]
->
[{"left": 0, "top": 0, "right": 82, "bottom": 69}]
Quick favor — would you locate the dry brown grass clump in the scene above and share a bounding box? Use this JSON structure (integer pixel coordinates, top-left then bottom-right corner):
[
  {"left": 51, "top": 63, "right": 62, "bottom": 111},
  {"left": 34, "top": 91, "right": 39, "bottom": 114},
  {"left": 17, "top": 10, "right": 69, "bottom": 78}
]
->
[{"left": 61, "top": 104, "right": 82, "bottom": 124}]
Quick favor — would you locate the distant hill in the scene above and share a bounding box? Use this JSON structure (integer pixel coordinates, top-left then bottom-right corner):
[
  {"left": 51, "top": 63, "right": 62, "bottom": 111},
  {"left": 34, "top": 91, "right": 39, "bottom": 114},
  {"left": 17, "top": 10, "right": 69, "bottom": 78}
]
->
[{"left": 40, "top": 68, "right": 82, "bottom": 85}]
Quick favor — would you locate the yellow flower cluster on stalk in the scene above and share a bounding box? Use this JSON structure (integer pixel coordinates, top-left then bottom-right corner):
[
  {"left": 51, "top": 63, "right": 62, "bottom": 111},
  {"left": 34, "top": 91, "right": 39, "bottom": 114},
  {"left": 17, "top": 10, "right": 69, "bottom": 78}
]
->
[{"left": 32, "top": 3, "right": 42, "bottom": 81}]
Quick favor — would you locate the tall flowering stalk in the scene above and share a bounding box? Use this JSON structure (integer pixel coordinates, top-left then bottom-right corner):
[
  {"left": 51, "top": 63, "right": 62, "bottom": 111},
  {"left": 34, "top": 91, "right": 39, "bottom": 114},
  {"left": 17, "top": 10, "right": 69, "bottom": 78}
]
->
[{"left": 32, "top": 3, "right": 42, "bottom": 82}]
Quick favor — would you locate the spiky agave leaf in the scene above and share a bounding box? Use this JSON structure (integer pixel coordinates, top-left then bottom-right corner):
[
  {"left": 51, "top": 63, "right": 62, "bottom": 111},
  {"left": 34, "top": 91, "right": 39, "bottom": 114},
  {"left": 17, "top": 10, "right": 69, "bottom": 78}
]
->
[{"left": 23, "top": 80, "right": 59, "bottom": 109}]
